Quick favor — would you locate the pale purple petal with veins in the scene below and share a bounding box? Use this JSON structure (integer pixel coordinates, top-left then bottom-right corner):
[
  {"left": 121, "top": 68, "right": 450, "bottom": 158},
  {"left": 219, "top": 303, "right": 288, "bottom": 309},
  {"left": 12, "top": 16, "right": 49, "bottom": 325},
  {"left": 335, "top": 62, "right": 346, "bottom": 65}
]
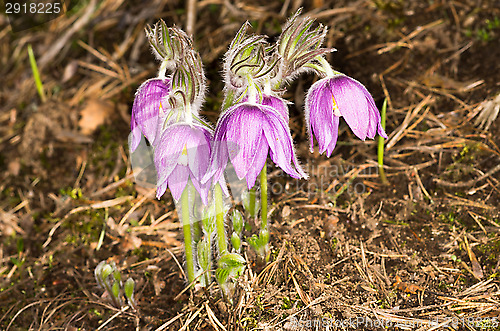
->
[
  {"left": 206, "top": 102, "right": 307, "bottom": 189},
  {"left": 130, "top": 78, "right": 171, "bottom": 151},
  {"left": 261, "top": 95, "right": 289, "bottom": 121},
  {"left": 154, "top": 123, "right": 213, "bottom": 203},
  {"left": 305, "top": 74, "right": 388, "bottom": 157}
]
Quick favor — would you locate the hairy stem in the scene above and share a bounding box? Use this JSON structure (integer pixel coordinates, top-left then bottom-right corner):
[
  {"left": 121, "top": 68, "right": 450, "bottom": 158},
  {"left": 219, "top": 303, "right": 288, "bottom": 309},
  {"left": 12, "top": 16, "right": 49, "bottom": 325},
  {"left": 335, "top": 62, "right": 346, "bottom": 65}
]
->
[
  {"left": 181, "top": 185, "right": 196, "bottom": 283},
  {"left": 259, "top": 163, "right": 268, "bottom": 231},
  {"left": 316, "top": 55, "right": 334, "bottom": 77},
  {"left": 248, "top": 187, "right": 257, "bottom": 218},
  {"left": 215, "top": 183, "right": 228, "bottom": 255}
]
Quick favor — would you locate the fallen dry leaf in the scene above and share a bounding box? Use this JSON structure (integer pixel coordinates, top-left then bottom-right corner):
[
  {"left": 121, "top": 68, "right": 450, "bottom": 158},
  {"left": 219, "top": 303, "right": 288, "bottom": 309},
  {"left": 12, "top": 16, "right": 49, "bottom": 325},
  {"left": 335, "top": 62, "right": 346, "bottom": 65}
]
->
[
  {"left": 393, "top": 275, "right": 424, "bottom": 294},
  {"left": 78, "top": 99, "right": 114, "bottom": 135}
]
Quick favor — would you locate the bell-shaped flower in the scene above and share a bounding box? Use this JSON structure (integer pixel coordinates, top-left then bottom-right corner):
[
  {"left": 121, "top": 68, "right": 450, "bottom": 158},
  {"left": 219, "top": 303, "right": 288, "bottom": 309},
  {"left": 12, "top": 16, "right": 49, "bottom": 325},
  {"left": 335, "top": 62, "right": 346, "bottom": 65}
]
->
[
  {"left": 239, "top": 94, "right": 289, "bottom": 121},
  {"left": 130, "top": 78, "right": 171, "bottom": 152},
  {"left": 154, "top": 123, "right": 214, "bottom": 204},
  {"left": 305, "top": 74, "right": 388, "bottom": 157},
  {"left": 206, "top": 102, "right": 307, "bottom": 190},
  {"left": 261, "top": 95, "right": 289, "bottom": 121}
]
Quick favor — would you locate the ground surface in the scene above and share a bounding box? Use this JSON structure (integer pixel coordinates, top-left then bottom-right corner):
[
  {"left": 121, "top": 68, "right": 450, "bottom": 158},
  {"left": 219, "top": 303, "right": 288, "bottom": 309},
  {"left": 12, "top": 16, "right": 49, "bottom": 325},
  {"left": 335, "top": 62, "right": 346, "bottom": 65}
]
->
[{"left": 1, "top": 0, "right": 500, "bottom": 330}]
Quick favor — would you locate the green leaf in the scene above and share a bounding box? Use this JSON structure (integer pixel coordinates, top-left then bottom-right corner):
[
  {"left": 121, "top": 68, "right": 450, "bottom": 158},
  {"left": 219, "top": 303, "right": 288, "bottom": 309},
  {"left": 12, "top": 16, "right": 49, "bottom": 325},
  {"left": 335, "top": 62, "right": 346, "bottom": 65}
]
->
[
  {"left": 197, "top": 240, "right": 211, "bottom": 270},
  {"left": 215, "top": 267, "right": 229, "bottom": 284},
  {"left": 113, "top": 270, "right": 122, "bottom": 282},
  {"left": 111, "top": 281, "right": 120, "bottom": 299},
  {"left": 218, "top": 253, "right": 246, "bottom": 269},
  {"left": 101, "top": 264, "right": 113, "bottom": 281},
  {"left": 124, "top": 278, "right": 135, "bottom": 300},
  {"left": 16, "top": 238, "right": 24, "bottom": 254},
  {"left": 231, "top": 210, "right": 243, "bottom": 234}
]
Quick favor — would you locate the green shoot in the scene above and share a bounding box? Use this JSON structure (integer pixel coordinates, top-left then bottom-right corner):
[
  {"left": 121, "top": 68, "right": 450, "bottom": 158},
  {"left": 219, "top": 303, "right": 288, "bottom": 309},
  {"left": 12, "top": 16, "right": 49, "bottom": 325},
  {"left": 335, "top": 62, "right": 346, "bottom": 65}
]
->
[{"left": 27, "top": 44, "right": 46, "bottom": 103}]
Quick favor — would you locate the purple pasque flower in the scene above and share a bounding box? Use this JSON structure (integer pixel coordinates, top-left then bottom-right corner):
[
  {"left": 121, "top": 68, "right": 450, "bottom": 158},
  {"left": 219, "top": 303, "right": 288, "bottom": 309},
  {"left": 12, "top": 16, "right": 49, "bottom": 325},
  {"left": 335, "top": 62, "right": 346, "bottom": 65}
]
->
[
  {"left": 130, "top": 78, "right": 171, "bottom": 152},
  {"left": 206, "top": 102, "right": 307, "bottom": 190},
  {"left": 154, "top": 123, "right": 213, "bottom": 203},
  {"left": 261, "top": 95, "right": 289, "bottom": 121},
  {"left": 305, "top": 74, "right": 388, "bottom": 157},
  {"left": 240, "top": 94, "right": 289, "bottom": 121}
]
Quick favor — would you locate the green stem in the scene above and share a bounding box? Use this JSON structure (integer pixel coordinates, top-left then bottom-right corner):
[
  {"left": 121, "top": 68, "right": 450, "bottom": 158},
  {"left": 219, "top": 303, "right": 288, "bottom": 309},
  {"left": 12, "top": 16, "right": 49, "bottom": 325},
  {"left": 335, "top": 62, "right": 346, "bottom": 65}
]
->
[
  {"left": 378, "top": 98, "right": 389, "bottom": 185},
  {"left": 259, "top": 163, "right": 268, "bottom": 231},
  {"left": 222, "top": 89, "right": 235, "bottom": 111},
  {"left": 215, "top": 183, "right": 228, "bottom": 255},
  {"left": 181, "top": 186, "right": 195, "bottom": 283},
  {"left": 189, "top": 183, "right": 201, "bottom": 243},
  {"left": 248, "top": 187, "right": 256, "bottom": 218},
  {"left": 316, "top": 56, "right": 335, "bottom": 77}
]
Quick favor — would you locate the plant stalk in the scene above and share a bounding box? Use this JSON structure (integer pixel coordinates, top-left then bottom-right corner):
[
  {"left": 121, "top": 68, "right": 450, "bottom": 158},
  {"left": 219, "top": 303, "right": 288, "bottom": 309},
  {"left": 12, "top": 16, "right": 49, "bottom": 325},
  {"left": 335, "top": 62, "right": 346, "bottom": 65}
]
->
[
  {"left": 378, "top": 98, "right": 389, "bottom": 185},
  {"left": 215, "top": 183, "right": 228, "bottom": 255},
  {"left": 259, "top": 163, "right": 268, "bottom": 231},
  {"left": 248, "top": 187, "right": 256, "bottom": 218},
  {"left": 181, "top": 185, "right": 196, "bottom": 283}
]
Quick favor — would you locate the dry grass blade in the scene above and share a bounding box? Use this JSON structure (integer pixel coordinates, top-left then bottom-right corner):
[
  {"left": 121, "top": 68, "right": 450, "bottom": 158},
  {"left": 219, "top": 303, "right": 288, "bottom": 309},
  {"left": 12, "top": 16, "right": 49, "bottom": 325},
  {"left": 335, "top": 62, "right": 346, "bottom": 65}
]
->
[
  {"left": 386, "top": 95, "right": 434, "bottom": 150},
  {"left": 155, "top": 313, "right": 184, "bottom": 331},
  {"left": 205, "top": 302, "right": 227, "bottom": 331},
  {"left": 119, "top": 188, "right": 156, "bottom": 226},
  {"left": 96, "top": 306, "right": 129, "bottom": 331},
  {"left": 290, "top": 270, "right": 311, "bottom": 306},
  {"left": 38, "top": 0, "right": 97, "bottom": 68},
  {"left": 178, "top": 305, "right": 204, "bottom": 331},
  {"left": 434, "top": 163, "right": 500, "bottom": 188}
]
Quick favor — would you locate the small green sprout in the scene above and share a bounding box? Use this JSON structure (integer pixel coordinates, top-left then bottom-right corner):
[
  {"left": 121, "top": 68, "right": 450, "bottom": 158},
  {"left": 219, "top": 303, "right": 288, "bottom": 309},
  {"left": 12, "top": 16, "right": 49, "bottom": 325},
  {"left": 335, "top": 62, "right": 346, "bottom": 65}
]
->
[{"left": 94, "top": 261, "right": 137, "bottom": 310}]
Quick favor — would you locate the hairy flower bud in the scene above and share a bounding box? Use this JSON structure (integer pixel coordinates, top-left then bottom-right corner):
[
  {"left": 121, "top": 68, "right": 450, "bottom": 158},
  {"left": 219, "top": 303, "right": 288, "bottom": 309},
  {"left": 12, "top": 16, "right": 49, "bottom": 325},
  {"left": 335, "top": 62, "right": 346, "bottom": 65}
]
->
[
  {"left": 222, "top": 23, "right": 278, "bottom": 107},
  {"left": 272, "top": 9, "right": 335, "bottom": 88}
]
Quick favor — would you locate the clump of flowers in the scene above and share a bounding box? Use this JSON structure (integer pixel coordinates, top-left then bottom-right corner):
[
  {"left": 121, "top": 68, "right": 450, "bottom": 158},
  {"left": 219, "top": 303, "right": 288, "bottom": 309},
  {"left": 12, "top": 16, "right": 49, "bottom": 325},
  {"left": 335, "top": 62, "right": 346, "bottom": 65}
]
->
[{"left": 129, "top": 10, "right": 387, "bottom": 301}]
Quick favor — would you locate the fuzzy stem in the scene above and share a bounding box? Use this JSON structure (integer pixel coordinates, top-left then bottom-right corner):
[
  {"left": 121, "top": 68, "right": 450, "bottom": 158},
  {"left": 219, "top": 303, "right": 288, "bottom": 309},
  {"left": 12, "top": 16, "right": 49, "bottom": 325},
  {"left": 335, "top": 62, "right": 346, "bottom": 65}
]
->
[
  {"left": 215, "top": 183, "right": 228, "bottom": 255},
  {"left": 259, "top": 163, "right": 268, "bottom": 231},
  {"left": 264, "top": 78, "right": 272, "bottom": 95},
  {"left": 248, "top": 187, "right": 257, "bottom": 218},
  {"left": 181, "top": 185, "right": 196, "bottom": 283},
  {"left": 185, "top": 102, "right": 193, "bottom": 124},
  {"left": 158, "top": 60, "right": 168, "bottom": 79},
  {"left": 246, "top": 76, "right": 257, "bottom": 104},
  {"left": 316, "top": 56, "right": 335, "bottom": 77},
  {"left": 378, "top": 98, "right": 389, "bottom": 185},
  {"left": 190, "top": 183, "right": 201, "bottom": 243}
]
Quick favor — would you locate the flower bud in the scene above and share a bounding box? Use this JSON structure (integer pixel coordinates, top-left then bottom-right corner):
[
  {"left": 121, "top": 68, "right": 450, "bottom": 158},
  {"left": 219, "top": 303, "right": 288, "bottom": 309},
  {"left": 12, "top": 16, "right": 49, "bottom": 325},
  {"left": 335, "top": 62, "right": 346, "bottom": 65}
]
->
[
  {"left": 231, "top": 232, "right": 241, "bottom": 251},
  {"left": 124, "top": 278, "right": 135, "bottom": 301},
  {"left": 231, "top": 209, "right": 244, "bottom": 234}
]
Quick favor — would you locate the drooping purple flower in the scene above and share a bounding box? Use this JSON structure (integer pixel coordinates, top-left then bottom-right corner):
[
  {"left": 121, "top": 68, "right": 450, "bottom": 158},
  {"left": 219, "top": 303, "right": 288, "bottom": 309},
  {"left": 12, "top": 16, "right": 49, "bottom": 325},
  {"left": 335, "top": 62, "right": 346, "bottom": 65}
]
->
[
  {"left": 154, "top": 123, "right": 213, "bottom": 203},
  {"left": 261, "top": 95, "right": 289, "bottom": 121},
  {"left": 205, "top": 102, "right": 307, "bottom": 189},
  {"left": 240, "top": 94, "right": 289, "bottom": 121},
  {"left": 130, "top": 78, "right": 171, "bottom": 152},
  {"left": 305, "top": 74, "right": 388, "bottom": 157}
]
